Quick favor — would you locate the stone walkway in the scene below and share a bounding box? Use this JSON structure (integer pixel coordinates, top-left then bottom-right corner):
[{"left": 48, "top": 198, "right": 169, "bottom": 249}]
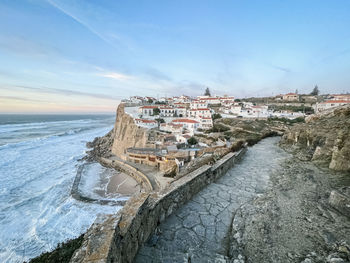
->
[{"left": 135, "top": 137, "right": 289, "bottom": 262}]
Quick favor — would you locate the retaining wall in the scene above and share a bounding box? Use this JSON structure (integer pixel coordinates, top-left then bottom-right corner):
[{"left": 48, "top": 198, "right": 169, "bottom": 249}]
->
[{"left": 70, "top": 146, "right": 247, "bottom": 263}]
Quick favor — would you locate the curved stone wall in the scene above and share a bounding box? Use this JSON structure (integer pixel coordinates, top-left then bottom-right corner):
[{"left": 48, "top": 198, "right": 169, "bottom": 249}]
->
[{"left": 70, "top": 146, "right": 247, "bottom": 263}]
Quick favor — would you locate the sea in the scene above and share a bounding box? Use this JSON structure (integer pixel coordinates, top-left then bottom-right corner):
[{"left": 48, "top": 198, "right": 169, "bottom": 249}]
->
[{"left": 0, "top": 114, "right": 122, "bottom": 263}]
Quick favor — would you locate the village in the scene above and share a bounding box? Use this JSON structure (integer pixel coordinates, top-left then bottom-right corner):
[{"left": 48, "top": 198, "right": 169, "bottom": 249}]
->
[{"left": 117, "top": 90, "right": 350, "bottom": 178}]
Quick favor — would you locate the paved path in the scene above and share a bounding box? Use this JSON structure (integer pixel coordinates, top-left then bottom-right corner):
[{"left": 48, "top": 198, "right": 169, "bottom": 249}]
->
[
  {"left": 110, "top": 156, "right": 172, "bottom": 191},
  {"left": 135, "top": 137, "right": 289, "bottom": 262}
]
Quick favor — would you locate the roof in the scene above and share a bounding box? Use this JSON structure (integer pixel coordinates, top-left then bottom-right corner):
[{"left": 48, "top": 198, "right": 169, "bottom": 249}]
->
[
  {"left": 190, "top": 108, "right": 210, "bottom": 111},
  {"left": 322, "top": 100, "right": 350, "bottom": 104},
  {"left": 172, "top": 119, "right": 199, "bottom": 124},
  {"left": 126, "top": 148, "right": 160, "bottom": 154},
  {"left": 284, "top": 93, "right": 297, "bottom": 96},
  {"left": 159, "top": 106, "right": 174, "bottom": 109},
  {"left": 199, "top": 97, "right": 220, "bottom": 100},
  {"left": 135, "top": 118, "right": 157, "bottom": 123},
  {"left": 140, "top": 105, "right": 158, "bottom": 109}
]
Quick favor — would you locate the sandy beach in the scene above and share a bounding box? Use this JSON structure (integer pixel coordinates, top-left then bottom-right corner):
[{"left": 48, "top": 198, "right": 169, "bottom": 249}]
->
[{"left": 106, "top": 172, "right": 141, "bottom": 196}]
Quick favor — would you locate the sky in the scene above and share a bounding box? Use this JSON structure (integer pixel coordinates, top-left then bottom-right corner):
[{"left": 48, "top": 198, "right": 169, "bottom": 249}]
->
[{"left": 0, "top": 0, "right": 350, "bottom": 113}]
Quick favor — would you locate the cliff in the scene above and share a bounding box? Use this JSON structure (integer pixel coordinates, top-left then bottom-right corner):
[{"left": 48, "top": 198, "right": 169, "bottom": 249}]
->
[
  {"left": 111, "top": 104, "right": 151, "bottom": 159},
  {"left": 280, "top": 104, "right": 350, "bottom": 172},
  {"left": 86, "top": 104, "right": 160, "bottom": 161}
]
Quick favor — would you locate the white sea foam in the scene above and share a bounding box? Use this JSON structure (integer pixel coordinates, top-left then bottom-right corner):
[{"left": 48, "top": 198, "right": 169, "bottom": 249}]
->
[{"left": 0, "top": 116, "right": 122, "bottom": 263}]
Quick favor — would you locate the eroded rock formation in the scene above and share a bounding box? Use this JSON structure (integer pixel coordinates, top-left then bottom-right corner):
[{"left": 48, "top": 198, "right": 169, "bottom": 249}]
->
[
  {"left": 111, "top": 104, "right": 152, "bottom": 159},
  {"left": 86, "top": 103, "right": 160, "bottom": 161},
  {"left": 280, "top": 105, "right": 350, "bottom": 172}
]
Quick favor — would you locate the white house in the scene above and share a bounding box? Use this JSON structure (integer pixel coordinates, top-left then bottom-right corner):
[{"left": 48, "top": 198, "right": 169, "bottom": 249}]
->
[
  {"left": 159, "top": 106, "right": 175, "bottom": 117},
  {"left": 190, "top": 100, "right": 208, "bottom": 109},
  {"left": 198, "top": 97, "right": 221, "bottom": 104},
  {"left": 219, "top": 96, "right": 235, "bottom": 106},
  {"left": 283, "top": 93, "right": 299, "bottom": 101},
  {"left": 251, "top": 105, "right": 269, "bottom": 117},
  {"left": 172, "top": 119, "right": 200, "bottom": 135},
  {"left": 174, "top": 106, "right": 187, "bottom": 117},
  {"left": 198, "top": 117, "right": 213, "bottom": 129},
  {"left": 134, "top": 118, "right": 158, "bottom": 128},
  {"left": 313, "top": 100, "right": 350, "bottom": 113},
  {"left": 188, "top": 108, "right": 211, "bottom": 119},
  {"left": 230, "top": 105, "right": 242, "bottom": 115},
  {"left": 329, "top": 94, "right": 350, "bottom": 101},
  {"left": 130, "top": 96, "right": 144, "bottom": 104},
  {"left": 139, "top": 105, "right": 158, "bottom": 117},
  {"left": 160, "top": 122, "right": 183, "bottom": 133}
]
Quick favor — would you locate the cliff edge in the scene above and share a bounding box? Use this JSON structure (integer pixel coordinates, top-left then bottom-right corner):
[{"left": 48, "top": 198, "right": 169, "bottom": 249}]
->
[
  {"left": 86, "top": 103, "right": 158, "bottom": 161},
  {"left": 280, "top": 104, "right": 350, "bottom": 172}
]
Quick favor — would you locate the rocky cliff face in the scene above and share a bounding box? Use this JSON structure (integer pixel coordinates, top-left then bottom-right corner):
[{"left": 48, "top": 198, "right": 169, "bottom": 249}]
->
[
  {"left": 111, "top": 104, "right": 151, "bottom": 159},
  {"left": 86, "top": 104, "right": 159, "bottom": 161},
  {"left": 280, "top": 105, "right": 350, "bottom": 172}
]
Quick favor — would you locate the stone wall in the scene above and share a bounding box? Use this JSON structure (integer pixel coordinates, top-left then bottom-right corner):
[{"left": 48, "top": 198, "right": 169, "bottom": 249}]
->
[{"left": 70, "top": 146, "right": 247, "bottom": 263}]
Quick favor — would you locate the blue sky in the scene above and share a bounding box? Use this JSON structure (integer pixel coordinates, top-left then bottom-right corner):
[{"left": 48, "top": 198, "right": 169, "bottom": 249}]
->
[{"left": 0, "top": 0, "right": 350, "bottom": 113}]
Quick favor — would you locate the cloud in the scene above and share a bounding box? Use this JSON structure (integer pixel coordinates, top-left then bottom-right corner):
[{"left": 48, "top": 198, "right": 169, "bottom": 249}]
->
[
  {"left": 99, "top": 72, "right": 132, "bottom": 80},
  {"left": 268, "top": 64, "right": 291, "bottom": 73},
  {"left": 46, "top": 0, "right": 128, "bottom": 51},
  {"left": 0, "top": 95, "right": 46, "bottom": 103},
  {"left": 0, "top": 84, "right": 124, "bottom": 100}
]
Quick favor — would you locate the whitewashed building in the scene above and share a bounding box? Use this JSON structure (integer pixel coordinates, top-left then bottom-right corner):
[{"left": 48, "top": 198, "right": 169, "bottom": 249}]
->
[
  {"left": 190, "top": 100, "right": 208, "bottom": 109},
  {"left": 159, "top": 106, "right": 175, "bottom": 117},
  {"left": 313, "top": 100, "right": 350, "bottom": 113},
  {"left": 198, "top": 117, "right": 213, "bottom": 129},
  {"left": 134, "top": 118, "right": 158, "bottom": 128},
  {"left": 139, "top": 105, "right": 158, "bottom": 116},
  {"left": 172, "top": 119, "right": 200, "bottom": 135},
  {"left": 160, "top": 122, "right": 183, "bottom": 134},
  {"left": 175, "top": 106, "right": 187, "bottom": 117},
  {"left": 188, "top": 108, "right": 212, "bottom": 119}
]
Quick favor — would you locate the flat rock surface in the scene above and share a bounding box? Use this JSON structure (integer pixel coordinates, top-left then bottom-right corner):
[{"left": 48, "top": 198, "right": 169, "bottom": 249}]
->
[{"left": 134, "top": 137, "right": 289, "bottom": 262}]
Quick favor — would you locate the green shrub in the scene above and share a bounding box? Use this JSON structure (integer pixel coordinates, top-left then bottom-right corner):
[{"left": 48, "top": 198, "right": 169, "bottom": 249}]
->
[
  {"left": 187, "top": 137, "right": 198, "bottom": 145},
  {"left": 29, "top": 235, "right": 84, "bottom": 263},
  {"left": 209, "top": 124, "right": 230, "bottom": 132}
]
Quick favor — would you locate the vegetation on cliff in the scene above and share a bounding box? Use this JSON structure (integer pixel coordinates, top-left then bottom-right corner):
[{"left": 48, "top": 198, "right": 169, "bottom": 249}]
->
[{"left": 28, "top": 235, "right": 84, "bottom": 263}]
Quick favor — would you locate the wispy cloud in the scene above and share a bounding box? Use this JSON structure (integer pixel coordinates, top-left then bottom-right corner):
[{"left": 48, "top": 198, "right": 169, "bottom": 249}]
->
[
  {"left": 0, "top": 84, "right": 124, "bottom": 100},
  {"left": 268, "top": 64, "right": 291, "bottom": 73},
  {"left": 46, "top": 0, "right": 129, "bottom": 51},
  {"left": 98, "top": 72, "right": 132, "bottom": 81},
  {"left": 0, "top": 95, "right": 46, "bottom": 103}
]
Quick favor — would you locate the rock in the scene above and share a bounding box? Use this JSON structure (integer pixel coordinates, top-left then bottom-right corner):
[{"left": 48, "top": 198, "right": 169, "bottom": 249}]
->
[
  {"left": 280, "top": 104, "right": 350, "bottom": 172},
  {"left": 328, "top": 191, "right": 350, "bottom": 218},
  {"left": 301, "top": 258, "right": 312, "bottom": 263}
]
